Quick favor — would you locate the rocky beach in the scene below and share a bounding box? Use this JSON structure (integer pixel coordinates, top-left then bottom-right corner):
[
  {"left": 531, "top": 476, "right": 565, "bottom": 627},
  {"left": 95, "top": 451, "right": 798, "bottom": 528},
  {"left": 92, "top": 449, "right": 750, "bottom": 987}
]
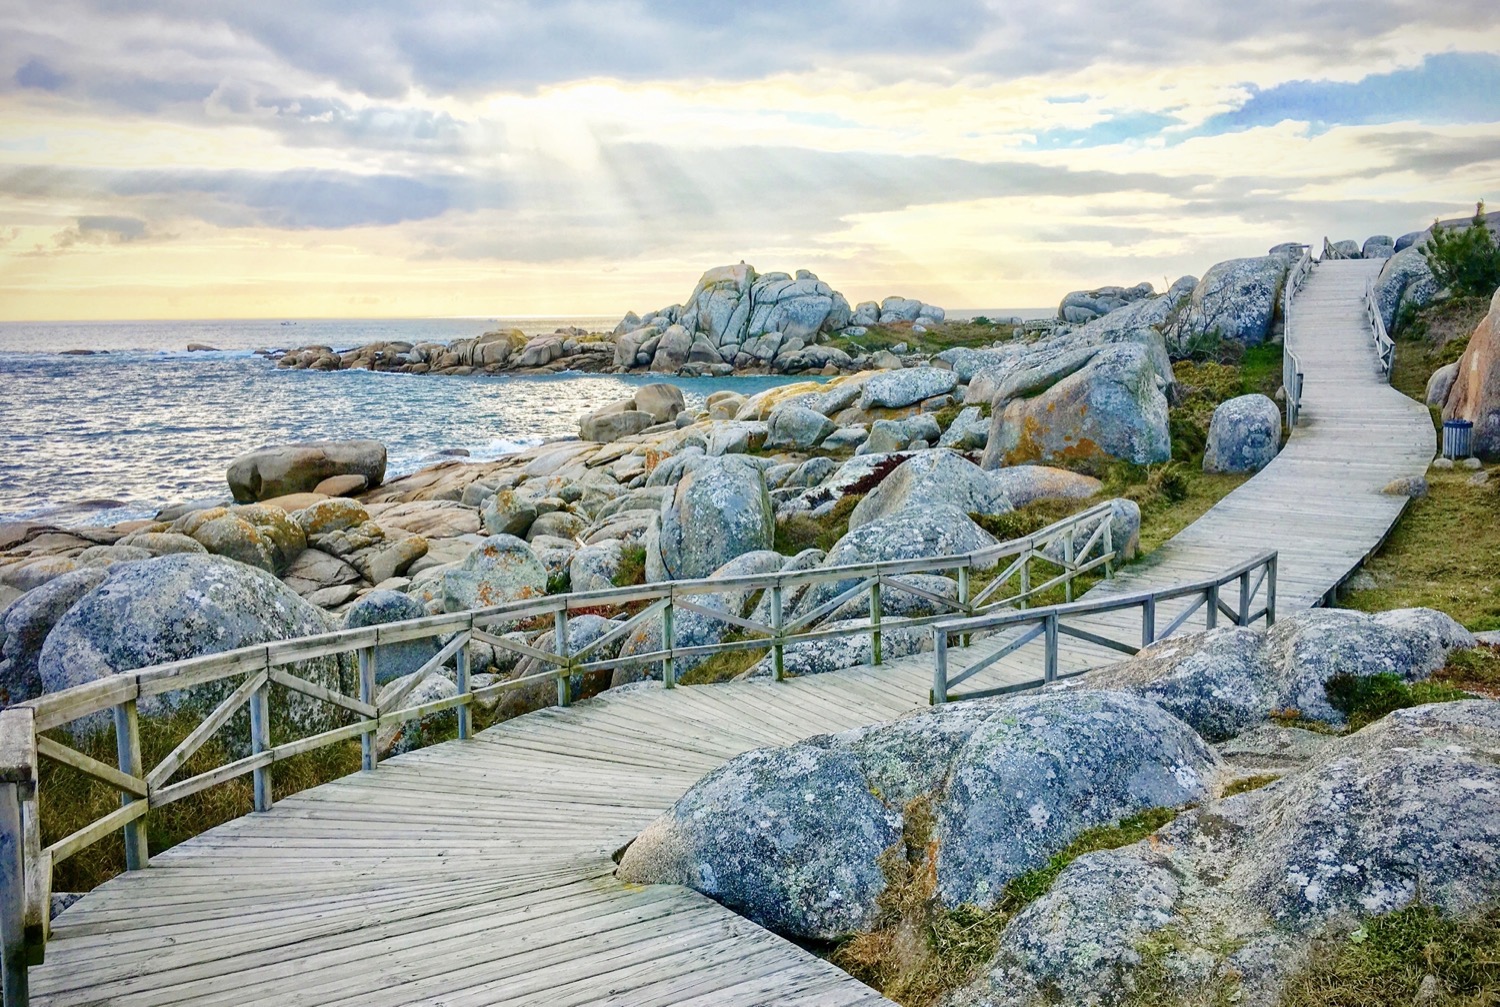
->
[{"left": 5, "top": 220, "right": 1500, "bottom": 1005}]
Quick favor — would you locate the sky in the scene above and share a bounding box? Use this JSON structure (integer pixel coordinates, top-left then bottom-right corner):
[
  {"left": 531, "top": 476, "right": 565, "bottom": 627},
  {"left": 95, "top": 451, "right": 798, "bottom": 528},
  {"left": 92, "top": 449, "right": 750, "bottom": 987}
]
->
[{"left": 1, "top": 2, "right": 1498, "bottom": 321}]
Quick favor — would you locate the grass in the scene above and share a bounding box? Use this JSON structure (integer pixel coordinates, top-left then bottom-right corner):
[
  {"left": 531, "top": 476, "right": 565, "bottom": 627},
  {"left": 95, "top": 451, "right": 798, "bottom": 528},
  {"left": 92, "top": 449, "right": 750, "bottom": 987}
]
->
[
  {"left": 678, "top": 634, "right": 769, "bottom": 685},
  {"left": 1433, "top": 643, "right": 1500, "bottom": 699},
  {"left": 1324, "top": 672, "right": 1474, "bottom": 731},
  {"left": 775, "top": 492, "right": 863, "bottom": 555},
  {"left": 1222, "top": 773, "right": 1282, "bottom": 797},
  {"left": 42, "top": 712, "right": 364, "bottom": 893},
  {"left": 823, "top": 319, "right": 1020, "bottom": 357},
  {"left": 831, "top": 801, "right": 1180, "bottom": 1006},
  {"left": 1280, "top": 903, "right": 1500, "bottom": 1007},
  {"left": 1338, "top": 471, "right": 1499, "bottom": 634},
  {"left": 1122, "top": 926, "right": 1244, "bottom": 1007},
  {"left": 612, "top": 543, "right": 647, "bottom": 587}
]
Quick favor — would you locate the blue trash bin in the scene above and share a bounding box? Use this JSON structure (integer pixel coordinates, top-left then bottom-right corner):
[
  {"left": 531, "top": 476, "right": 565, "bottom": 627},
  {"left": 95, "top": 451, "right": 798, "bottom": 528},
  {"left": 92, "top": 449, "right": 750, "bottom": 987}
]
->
[{"left": 1442, "top": 418, "right": 1473, "bottom": 459}]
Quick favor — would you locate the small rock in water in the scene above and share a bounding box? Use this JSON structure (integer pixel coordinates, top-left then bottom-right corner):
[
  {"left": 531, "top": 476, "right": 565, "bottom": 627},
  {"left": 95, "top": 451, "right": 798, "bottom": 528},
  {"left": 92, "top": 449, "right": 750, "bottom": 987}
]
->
[
  {"left": 437, "top": 448, "right": 471, "bottom": 457},
  {"left": 185, "top": 343, "right": 220, "bottom": 352}
]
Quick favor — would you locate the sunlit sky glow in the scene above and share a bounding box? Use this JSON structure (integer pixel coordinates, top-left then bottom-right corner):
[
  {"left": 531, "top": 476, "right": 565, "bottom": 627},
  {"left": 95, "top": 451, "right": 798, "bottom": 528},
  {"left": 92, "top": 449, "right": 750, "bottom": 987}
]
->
[{"left": 2, "top": 2, "right": 1498, "bottom": 320}]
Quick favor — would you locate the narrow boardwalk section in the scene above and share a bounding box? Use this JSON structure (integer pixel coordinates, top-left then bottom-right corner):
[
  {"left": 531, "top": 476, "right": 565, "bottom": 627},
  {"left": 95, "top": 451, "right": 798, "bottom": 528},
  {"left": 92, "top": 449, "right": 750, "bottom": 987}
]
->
[{"left": 31, "top": 259, "right": 1435, "bottom": 1005}]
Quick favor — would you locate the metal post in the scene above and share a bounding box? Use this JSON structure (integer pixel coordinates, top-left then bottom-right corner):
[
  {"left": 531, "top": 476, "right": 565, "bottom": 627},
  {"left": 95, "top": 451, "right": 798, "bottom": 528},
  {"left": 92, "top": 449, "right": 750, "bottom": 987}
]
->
[
  {"left": 455, "top": 633, "right": 472, "bottom": 741},
  {"left": 1043, "top": 614, "right": 1059, "bottom": 684},
  {"left": 555, "top": 606, "right": 572, "bottom": 707},
  {"left": 358, "top": 647, "right": 378, "bottom": 771},
  {"left": 662, "top": 593, "right": 676, "bottom": 689},
  {"left": 932, "top": 630, "right": 948, "bottom": 705},
  {"left": 770, "top": 584, "right": 785, "bottom": 682},
  {"left": 0, "top": 782, "right": 26, "bottom": 1007},
  {"left": 249, "top": 682, "right": 272, "bottom": 813},
  {"left": 1206, "top": 583, "right": 1219, "bottom": 630},
  {"left": 113, "top": 701, "right": 148, "bottom": 870},
  {"left": 1238, "top": 570, "right": 1252, "bottom": 626},
  {"left": 869, "top": 578, "right": 883, "bottom": 666}
]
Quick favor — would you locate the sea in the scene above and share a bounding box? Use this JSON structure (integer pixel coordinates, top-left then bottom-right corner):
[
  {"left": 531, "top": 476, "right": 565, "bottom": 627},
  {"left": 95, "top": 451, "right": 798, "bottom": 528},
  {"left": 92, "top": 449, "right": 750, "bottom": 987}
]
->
[{"left": 0, "top": 311, "right": 1045, "bottom": 527}]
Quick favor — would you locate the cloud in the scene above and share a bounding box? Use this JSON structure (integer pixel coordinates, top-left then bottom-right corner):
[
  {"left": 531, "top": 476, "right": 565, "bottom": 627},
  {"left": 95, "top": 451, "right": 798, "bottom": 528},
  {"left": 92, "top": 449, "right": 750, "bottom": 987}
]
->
[
  {"left": 14, "top": 58, "right": 66, "bottom": 91},
  {"left": 1196, "top": 52, "right": 1500, "bottom": 137}
]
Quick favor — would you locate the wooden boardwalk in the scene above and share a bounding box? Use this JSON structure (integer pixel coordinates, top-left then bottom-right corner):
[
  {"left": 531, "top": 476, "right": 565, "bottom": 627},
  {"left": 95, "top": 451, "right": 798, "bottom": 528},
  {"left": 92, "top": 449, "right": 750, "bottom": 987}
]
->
[{"left": 28, "top": 258, "right": 1435, "bottom": 1005}]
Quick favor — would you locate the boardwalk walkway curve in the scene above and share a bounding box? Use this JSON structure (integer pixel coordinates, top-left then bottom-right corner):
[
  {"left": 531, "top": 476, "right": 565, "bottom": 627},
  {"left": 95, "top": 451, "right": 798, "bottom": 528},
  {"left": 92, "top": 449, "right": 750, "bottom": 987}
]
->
[{"left": 0, "top": 255, "right": 1436, "bottom": 1005}]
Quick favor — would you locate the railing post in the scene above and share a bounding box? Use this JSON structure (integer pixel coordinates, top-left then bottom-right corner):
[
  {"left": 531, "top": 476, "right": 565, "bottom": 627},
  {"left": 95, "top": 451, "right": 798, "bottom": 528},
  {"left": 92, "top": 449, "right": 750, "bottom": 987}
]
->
[
  {"left": 1103, "top": 519, "right": 1114, "bottom": 575},
  {"left": 249, "top": 680, "right": 272, "bottom": 813},
  {"left": 0, "top": 707, "right": 35, "bottom": 1007},
  {"left": 932, "top": 629, "right": 948, "bottom": 705},
  {"left": 869, "top": 577, "right": 883, "bottom": 667},
  {"left": 770, "top": 583, "right": 785, "bottom": 682},
  {"left": 1206, "top": 583, "right": 1219, "bottom": 630},
  {"left": 1266, "top": 554, "right": 1278, "bottom": 626},
  {"left": 1142, "top": 595, "right": 1157, "bottom": 647},
  {"left": 456, "top": 628, "right": 472, "bottom": 741},
  {"left": 1063, "top": 529, "right": 1076, "bottom": 602},
  {"left": 113, "top": 701, "right": 148, "bottom": 870},
  {"left": 662, "top": 592, "right": 676, "bottom": 689},
  {"left": 1043, "top": 613, "right": 1059, "bottom": 684},
  {"left": 1019, "top": 556, "right": 1031, "bottom": 609},
  {"left": 957, "top": 564, "right": 971, "bottom": 647},
  {"left": 1238, "top": 570, "right": 1252, "bottom": 627},
  {"left": 555, "top": 605, "right": 572, "bottom": 707},
  {"left": 358, "top": 646, "right": 378, "bottom": 771}
]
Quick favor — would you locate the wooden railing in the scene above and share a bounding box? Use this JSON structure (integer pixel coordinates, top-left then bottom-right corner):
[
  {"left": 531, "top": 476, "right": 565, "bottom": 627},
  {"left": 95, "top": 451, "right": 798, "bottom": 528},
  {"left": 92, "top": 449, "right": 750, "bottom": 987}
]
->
[
  {"left": 0, "top": 499, "right": 1127, "bottom": 996},
  {"left": 930, "top": 551, "right": 1277, "bottom": 704},
  {"left": 1364, "top": 274, "right": 1395, "bottom": 378},
  {"left": 1283, "top": 246, "right": 1313, "bottom": 428}
]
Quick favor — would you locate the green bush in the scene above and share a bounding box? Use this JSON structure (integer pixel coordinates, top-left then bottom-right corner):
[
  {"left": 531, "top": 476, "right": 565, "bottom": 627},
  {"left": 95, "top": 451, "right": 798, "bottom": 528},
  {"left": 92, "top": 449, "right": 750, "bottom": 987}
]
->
[{"left": 1424, "top": 202, "right": 1500, "bottom": 298}]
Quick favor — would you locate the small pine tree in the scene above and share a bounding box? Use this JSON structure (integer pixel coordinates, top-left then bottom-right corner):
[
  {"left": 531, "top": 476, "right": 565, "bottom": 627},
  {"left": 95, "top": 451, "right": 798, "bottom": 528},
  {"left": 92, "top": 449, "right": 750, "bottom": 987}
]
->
[{"left": 1423, "top": 201, "right": 1500, "bottom": 298}]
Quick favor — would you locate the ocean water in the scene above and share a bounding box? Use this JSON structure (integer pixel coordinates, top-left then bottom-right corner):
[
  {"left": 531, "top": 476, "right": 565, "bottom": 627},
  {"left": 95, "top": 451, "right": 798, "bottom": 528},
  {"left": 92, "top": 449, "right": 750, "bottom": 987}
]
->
[{"left": 0, "top": 318, "right": 805, "bottom": 526}]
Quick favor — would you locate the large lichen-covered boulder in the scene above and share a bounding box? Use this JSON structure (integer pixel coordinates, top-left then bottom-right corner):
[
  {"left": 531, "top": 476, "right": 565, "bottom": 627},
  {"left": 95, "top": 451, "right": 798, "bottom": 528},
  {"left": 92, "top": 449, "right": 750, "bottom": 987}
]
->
[
  {"left": 936, "top": 691, "right": 1218, "bottom": 906},
  {"left": 226, "top": 439, "right": 386, "bottom": 503},
  {"left": 1375, "top": 243, "right": 1440, "bottom": 332},
  {"left": 0, "top": 568, "right": 108, "bottom": 705},
  {"left": 619, "top": 691, "right": 1219, "bottom": 941},
  {"left": 440, "top": 535, "right": 547, "bottom": 612},
  {"left": 1442, "top": 287, "right": 1500, "bottom": 459},
  {"left": 343, "top": 589, "right": 437, "bottom": 684},
  {"left": 795, "top": 505, "right": 996, "bottom": 617},
  {"left": 35, "top": 555, "right": 341, "bottom": 731},
  {"left": 1058, "top": 282, "right": 1155, "bottom": 324},
  {"left": 677, "top": 264, "right": 756, "bottom": 349},
  {"left": 1203, "top": 393, "right": 1281, "bottom": 473},
  {"left": 947, "top": 700, "right": 1500, "bottom": 1007},
  {"left": 1167, "top": 255, "right": 1289, "bottom": 351},
  {"left": 982, "top": 343, "right": 1171, "bottom": 468},
  {"left": 655, "top": 455, "right": 774, "bottom": 581},
  {"left": 617, "top": 744, "right": 902, "bottom": 940},
  {"left": 986, "top": 465, "right": 1102, "bottom": 509},
  {"left": 847, "top": 450, "right": 1013, "bottom": 530},
  {"left": 858, "top": 366, "right": 958, "bottom": 409},
  {"left": 1264, "top": 607, "right": 1474, "bottom": 724},
  {"left": 1071, "top": 626, "right": 1274, "bottom": 742}
]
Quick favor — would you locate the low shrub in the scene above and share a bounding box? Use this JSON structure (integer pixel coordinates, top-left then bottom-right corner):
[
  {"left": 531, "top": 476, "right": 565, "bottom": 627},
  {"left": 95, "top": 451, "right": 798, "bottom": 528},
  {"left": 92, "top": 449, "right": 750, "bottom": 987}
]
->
[
  {"left": 1324, "top": 672, "right": 1472, "bottom": 731},
  {"left": 1424, "top": 201, "right": 1500, "bottom": 299}
]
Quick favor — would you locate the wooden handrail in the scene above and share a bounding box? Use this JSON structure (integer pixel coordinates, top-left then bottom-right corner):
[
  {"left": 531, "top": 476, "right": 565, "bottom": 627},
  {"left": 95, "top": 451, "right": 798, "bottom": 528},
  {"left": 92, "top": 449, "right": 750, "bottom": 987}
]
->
[
  {"left": 930, "top": 551, "right": 1277, "bottom": 704},
  {"left": 1282, "top": 246, "right": 1313, "bottom": 428}
]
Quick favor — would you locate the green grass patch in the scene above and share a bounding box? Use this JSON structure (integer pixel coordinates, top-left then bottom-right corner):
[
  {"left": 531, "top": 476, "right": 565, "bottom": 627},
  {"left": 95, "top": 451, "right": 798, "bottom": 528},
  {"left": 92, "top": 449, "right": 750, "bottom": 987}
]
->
[
  {"left": 824, "top": 319, "right": 1020, "bottom": 357},
  {"left": 612, "top": 543, "right": 647, "bottom": 587},
  {"left": 774, "top": 492, "right": 863, "bottom": 556},
  {"left": 1434, "top": 643, "right": 1500, "bottom": 698},
  {"left": 1324, "top": 672, "right": 1473, "bottom": 731},
  {"left": 1122, "top": 926, "right": 1244, "bottom": 1007},
  {"left": 932, "top": 398, "right": 991, "bottom": 431},
  {"left": 1222, "top": 773, "right": 1283, "bottom": 797},
  {"left": 830, "top": 801, "right": 1180, "bottom": 1006},
  {"left": 1280, "top": 903, "right": 1500, "bottom": 1007}
]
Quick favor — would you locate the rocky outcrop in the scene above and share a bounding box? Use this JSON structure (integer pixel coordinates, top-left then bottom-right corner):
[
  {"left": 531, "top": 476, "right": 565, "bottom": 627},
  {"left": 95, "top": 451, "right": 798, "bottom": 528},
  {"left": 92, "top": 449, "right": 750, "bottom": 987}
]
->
[
  {"left": 1203, "top": 393, "right": 1281, "bottom": 473},
  {"left": 439, "top": 535, "right": 547, "bottom": 612},
  {"left": 0, "top": 568, "right": 108, "bottom": 705},
  {"left": 343, "top": 589, "right": 437, "bottom": 683},
  {"left": 1375, "top": 243, "right": 1440, "bottom": 332},
  {"left": 1058, "top": 282, "right": 1155, "bottom": 324},
  {"left": 1070, "top": 607, "right": 1474, "bottom": 738},
  {"left": 226, "top": 440, "right": 387, "bottom": 503},
  {"left": 1441, "top": 287, "right": 1500, "bottom": 458},
  {"left": 1167, "top": 255, "right": 1289, "bottom": 351},
  {"left": 949, "top": 700, "right": 1500, "bottom": 1007},
  {"left": 618, "top": 690, "right": 1219, "bottom": 940},
  {"left": 858, "top": 366, "right": 958, "bottom": 409}
]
